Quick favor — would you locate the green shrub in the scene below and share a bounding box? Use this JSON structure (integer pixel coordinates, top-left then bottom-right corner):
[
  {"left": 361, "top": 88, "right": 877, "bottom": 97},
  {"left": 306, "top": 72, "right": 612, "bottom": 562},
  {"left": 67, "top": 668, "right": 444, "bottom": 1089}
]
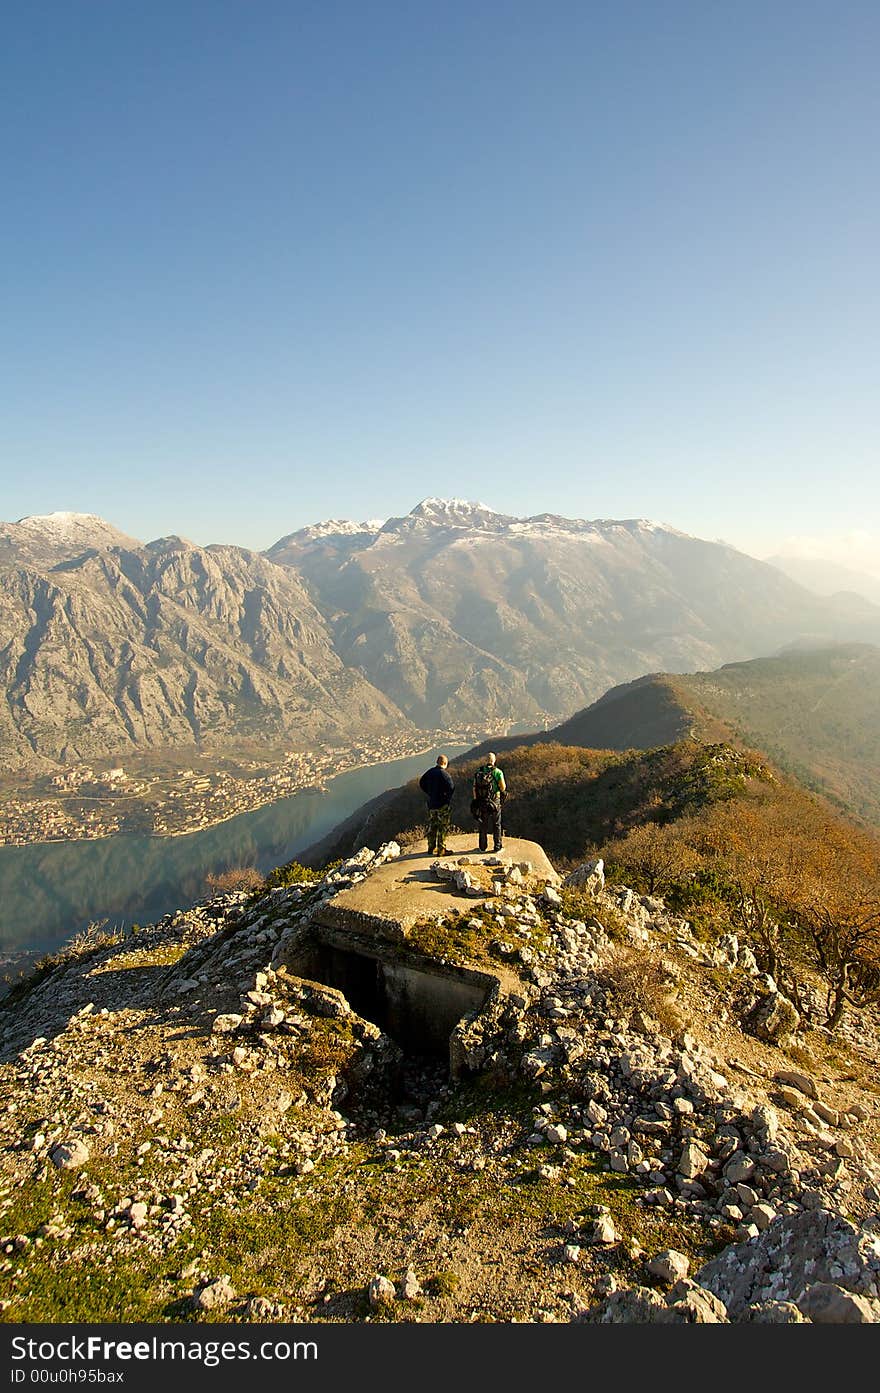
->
[{"left": 264, "top": 859, "right": 324, "bottom": 889}]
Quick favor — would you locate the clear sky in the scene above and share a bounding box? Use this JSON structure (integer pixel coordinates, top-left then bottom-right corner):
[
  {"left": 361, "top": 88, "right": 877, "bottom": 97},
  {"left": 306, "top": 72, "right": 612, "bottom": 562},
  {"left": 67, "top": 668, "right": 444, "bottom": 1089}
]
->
[{"left": 2, "top": 2, "right": 878, "bottom": 571}]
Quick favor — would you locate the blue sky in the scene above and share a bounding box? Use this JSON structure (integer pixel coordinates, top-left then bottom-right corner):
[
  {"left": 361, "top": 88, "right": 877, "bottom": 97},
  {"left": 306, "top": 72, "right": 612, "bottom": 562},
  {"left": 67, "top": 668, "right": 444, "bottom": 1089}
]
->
[{"left": 2, "top": 1, "right": 878, "bottom": 569}]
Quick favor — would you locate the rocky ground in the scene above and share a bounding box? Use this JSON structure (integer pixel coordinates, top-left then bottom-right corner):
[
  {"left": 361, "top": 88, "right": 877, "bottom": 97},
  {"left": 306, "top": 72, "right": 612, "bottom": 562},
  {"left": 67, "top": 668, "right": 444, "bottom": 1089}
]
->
[{"left": 1, "top": 843, "right": 879, "bottom": 1324}]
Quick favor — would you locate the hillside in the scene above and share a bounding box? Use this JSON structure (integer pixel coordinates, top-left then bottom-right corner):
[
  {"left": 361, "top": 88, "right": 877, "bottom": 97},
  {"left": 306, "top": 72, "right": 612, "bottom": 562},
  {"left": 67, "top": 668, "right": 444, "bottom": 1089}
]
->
[
  {"left": 1, "top": 829, "right": 878, "bottom": 1324},
  {"left": 679, "top": 645, "right": 880, "bottom": 826},
  {"left": 300, "top": 715, "right": 880, "bottom": 1038},
  {"left": 453, "top": 645, "right": 880, "bottom": 831},
  {"left": 301, "top": 740, "right": 787, "bottom": 869}
]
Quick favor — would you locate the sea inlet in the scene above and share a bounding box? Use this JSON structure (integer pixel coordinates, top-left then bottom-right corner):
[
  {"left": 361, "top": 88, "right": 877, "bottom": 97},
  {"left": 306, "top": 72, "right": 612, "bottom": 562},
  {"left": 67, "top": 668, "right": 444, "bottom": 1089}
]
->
[{"left": 0, "top": 749, "right": 468, "bottom": 973}]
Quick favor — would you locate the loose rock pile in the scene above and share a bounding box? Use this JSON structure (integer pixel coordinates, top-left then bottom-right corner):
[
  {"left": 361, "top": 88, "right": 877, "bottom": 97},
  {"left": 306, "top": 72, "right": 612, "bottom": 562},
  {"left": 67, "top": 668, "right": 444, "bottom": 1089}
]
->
[{"left": 1, "top": 841, "right": 878, "bottom": 1323}]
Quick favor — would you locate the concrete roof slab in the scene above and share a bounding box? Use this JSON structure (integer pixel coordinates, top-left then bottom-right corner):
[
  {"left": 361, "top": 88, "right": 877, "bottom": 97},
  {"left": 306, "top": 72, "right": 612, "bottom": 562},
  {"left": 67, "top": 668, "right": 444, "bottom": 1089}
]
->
[{"left": 319, "top": 833, "right": 558, "bottom": 938}]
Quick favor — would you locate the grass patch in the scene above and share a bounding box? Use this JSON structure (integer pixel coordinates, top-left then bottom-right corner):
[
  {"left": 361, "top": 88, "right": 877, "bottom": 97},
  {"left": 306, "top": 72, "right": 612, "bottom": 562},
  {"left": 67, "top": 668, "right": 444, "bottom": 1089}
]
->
[{"left": 425, "top": 1270, "right": 459, "bottom": 1296}]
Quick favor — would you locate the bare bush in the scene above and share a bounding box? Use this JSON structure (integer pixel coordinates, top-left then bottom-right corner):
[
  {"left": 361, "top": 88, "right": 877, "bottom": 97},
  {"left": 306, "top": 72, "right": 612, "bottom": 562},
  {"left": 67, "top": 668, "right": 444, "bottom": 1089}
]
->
[
  {"left": 600, "top": 947, "right": 683, "bottom": 1034},
  {"left": 205, "top": 866, "right": 265, "bottom": 895}
]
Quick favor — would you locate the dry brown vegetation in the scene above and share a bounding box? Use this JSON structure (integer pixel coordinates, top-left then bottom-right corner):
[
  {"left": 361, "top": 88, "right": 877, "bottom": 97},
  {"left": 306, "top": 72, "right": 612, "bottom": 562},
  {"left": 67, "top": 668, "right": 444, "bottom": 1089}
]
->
[
  {"left": 204, "top": 866, "right": 265, "bottom": 895},
  {"left": 606, "top": 786, "right": 880, "bottom": 1033}
]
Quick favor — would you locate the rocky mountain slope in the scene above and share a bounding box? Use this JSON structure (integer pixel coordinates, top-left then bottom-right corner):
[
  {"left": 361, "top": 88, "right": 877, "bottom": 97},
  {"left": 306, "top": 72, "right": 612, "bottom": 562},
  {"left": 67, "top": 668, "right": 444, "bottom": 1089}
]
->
[
  {"left": 1, "top": 840, "right": 878, "bottom": 1323},
  {"left": 0, "top": 513, "right": 141, "bottom": 572},
  {"left": 4, "top": 501, "right": 880, "bottom": 774},
  {"left": 0, "top": 531, "right": 407, "bottom": 770},
  {"left": 267, "top": 498, "right": 880, "bottom": 731}
]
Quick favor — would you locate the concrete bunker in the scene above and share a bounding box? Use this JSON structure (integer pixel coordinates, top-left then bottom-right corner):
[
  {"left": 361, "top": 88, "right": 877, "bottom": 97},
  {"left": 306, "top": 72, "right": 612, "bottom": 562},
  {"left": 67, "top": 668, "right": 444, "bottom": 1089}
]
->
[{"left": 286, "top": 927, "right": 495, "bottom": 1062}]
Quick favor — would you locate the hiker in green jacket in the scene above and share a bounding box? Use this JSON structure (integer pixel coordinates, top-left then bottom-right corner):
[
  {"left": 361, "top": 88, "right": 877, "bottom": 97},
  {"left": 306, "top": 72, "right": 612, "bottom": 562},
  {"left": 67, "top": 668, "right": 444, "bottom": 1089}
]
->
[{"left": 471, "top": 752, "right": 506, "bottom": 853}]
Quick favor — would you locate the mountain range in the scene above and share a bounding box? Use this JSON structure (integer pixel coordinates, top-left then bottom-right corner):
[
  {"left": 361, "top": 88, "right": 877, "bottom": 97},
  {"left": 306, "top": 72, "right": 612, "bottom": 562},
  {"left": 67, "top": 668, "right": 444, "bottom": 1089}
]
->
[
  {"left": 0, "top": 517, "right": 405, "bottom": 771},
  {"left": 2, "top": 500, "right": 879, "bottom": 773}
]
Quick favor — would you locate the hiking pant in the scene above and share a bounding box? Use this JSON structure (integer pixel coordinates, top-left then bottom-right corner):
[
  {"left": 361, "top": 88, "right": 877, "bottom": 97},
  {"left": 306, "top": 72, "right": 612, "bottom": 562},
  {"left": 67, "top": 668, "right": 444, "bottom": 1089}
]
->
[
  {"left": 427, "top": 805, "right": 451, "bottom": 854},
  {"left": 476, "top": 798, "right": 502, "bottom": 852}
]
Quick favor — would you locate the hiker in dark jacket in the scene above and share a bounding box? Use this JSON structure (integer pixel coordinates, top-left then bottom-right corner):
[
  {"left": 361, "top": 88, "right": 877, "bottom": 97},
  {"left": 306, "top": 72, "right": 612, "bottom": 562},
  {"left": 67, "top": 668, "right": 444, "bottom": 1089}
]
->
[
  {"left": 471, "top": 752, "right": 506, "bottom": 853},
  {"left": 419, "top": 754, "right": 455, "bottom": 855}
]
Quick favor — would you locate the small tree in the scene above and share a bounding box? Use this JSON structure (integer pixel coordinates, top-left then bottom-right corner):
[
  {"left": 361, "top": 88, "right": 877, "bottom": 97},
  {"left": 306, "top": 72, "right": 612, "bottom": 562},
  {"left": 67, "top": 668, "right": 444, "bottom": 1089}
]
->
[
  {"left": 695, "top": 800, "right": 807, "bottom": 983},
  {"left": 789, "top": 832, "right": 880, "bottom": 1030},
  {"left": 604, "top": 820, "right": 699, "bottom": 896},
  {"left": 205, "top": 866, "right": 265, "bottom": 895}
]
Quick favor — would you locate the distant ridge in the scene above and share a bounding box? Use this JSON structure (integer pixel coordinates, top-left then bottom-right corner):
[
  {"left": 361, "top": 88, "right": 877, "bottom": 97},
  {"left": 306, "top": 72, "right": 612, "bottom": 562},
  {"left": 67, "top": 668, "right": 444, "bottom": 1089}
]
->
[
  {"left": 264, "top": 498, "right": 880, "bottom": 733},
  {"left": 0, "top": 512, "right": 140, "bottom": 570},
  {"left": 464, "top": 643, "right": 880, "bottom": 829},
  {"left": 766, "top": 554, "right": 880, "bottom": 607}
]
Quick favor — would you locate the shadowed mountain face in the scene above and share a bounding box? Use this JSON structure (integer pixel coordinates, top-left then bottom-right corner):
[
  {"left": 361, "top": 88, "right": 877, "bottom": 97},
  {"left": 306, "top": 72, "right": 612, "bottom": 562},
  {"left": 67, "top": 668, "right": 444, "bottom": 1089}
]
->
[
  {"left": 268, "top": 500, "right": 880, "bottom": 731},
  {"left": 3, "top": 501, "right": 880, "bottom": 774}
]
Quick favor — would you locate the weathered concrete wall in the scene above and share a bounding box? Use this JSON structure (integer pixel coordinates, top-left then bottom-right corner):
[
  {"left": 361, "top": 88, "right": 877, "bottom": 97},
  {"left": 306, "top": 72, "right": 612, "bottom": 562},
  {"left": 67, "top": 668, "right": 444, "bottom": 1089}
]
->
[
  {"left": 285, "top": 931, "right": 493, "bottom": 1058},
  {"left": 380, "top": 958, "right": 486, "bottom": 1055}
]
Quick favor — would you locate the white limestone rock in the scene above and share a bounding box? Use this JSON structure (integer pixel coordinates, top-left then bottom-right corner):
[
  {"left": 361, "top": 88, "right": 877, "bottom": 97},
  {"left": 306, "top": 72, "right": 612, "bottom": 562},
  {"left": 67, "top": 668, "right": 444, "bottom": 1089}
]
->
[
  {"left": 195, "top": 1276, "right": 236, "bottom": 1311},
  {"left": 722, "top": 1151, "right": 756, "bottom": 1185},
  {"left": 212, "top": 1013, "right": 243, "bottom": 1034},
  {"left": 368, "top": 1274, "right": 396, "bottom": 1308},
  {"left": 749, "top": 992, "right": 800, "bottom": 1043},
  {"left": 647, "top": 1250, "right": 690, "bottom": 1285},
  {"left": 678, "top": 1142, "right": 709, "bottom": 1179},
  {"left": 50, "top": 1140, "right": 90, "bottom": 1170},
  {"left": 401, "top": 1269, "right": 422, "bottom": 1300},
  {"left": 696, "top": 1209, "right": 880, "bottom": 1319},
  {"left": 797, "top": 1282, "right": 880, "bottom": 1323},
  {"left": 563, "top": 858, "right": 605, "bottom": 894},
  {"left": 586, "top": 1216, "right": 619, "bottom": 1245},
  {"left": 774, "top": 1069, "right": 818, "bottom": 1099}
]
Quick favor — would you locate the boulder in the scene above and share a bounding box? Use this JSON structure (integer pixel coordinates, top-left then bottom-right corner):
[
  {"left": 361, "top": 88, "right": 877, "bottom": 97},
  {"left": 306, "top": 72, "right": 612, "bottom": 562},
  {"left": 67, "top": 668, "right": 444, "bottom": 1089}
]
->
[
  {"left": 748, "top": 991, "right": 800, "bottom": 1043},
  {"left": 563, "top": 859, "right": 605, "bottom": 894},
  {"left": 743, "top": 1301, "right": 808, "bottom": 1323},
  {"left": 50, "top": 1140, "right": 90, "bottom": 1170},
  {"left": 647, "top": 1250, "right": 690, "bottom": 1285},
  {"left": 195, "top": 1276, "right": 236, "bottom": 1311},
  {"left": 774, "top": 1068, "right": 818, "bottom": 1099},
  {"left": 584, "top": 1281, "right": 727, "bottom": 1323},
  {"left": 584, "top": 1286, "right": 670, "bottom": 1323},
  {"left": 797, "top": 1282, "right": 880, "bottom": 1324},
  {"left": 367, "top": 1274, "right": 396, "bottom": 1308},
  {"left": 211, "top": 1013, "right": 243, "bottom": 1034},
  {"left": 401, "top": 1269, "right": 422, "bottom": 1300},
  {"left": 678, "top": 1141, "right": 709, "bottom": 1179}
]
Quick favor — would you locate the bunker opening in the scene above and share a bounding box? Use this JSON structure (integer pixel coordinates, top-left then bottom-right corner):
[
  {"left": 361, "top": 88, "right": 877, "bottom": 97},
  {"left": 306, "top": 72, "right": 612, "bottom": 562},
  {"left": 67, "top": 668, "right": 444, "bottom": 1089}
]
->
[{"left": 289, "top": 937, "right": 490, "bottom": 1060}]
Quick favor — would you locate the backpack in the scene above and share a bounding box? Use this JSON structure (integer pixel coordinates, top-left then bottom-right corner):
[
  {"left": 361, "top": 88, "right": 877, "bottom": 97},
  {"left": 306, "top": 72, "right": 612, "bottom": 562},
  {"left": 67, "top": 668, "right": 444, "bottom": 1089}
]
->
[{"left": 474, "top": 766, "right": 496, "bottom": 802}]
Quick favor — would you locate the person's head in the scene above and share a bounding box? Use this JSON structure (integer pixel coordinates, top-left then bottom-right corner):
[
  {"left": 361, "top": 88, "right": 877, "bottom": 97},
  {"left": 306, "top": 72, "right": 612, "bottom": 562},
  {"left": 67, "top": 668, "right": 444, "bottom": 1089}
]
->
[
  {"left": 487, "top": 752, "right": 496, "bottom": 766},
  {"left": 436, "top": 754, "right": 448, "bottom": 768}
]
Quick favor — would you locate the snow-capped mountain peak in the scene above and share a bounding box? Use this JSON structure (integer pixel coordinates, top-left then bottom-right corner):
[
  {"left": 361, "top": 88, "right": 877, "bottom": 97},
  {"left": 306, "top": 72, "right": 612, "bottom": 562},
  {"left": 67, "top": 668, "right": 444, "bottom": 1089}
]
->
[
  {"left": 297, "top": 517, "right": 385, "bottom": 539},
  {"left": 410, "top": 497, "right": 498, "bottom": 521},
  {"left": 376, "top": 498, "right": 513, "bottom": 536},
  {"left": 16, "top": 511, "right": 123, "bottom": 539},
  {"left": 4, "top": 512, "right": 140, "bottom": 558}
]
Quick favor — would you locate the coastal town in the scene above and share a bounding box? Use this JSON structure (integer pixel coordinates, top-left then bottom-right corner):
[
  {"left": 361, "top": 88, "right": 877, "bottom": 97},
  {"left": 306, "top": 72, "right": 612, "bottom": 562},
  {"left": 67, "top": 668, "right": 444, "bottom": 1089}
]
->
[{"left": 0, "top": 726, "right": 486, "bottom": 847}]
